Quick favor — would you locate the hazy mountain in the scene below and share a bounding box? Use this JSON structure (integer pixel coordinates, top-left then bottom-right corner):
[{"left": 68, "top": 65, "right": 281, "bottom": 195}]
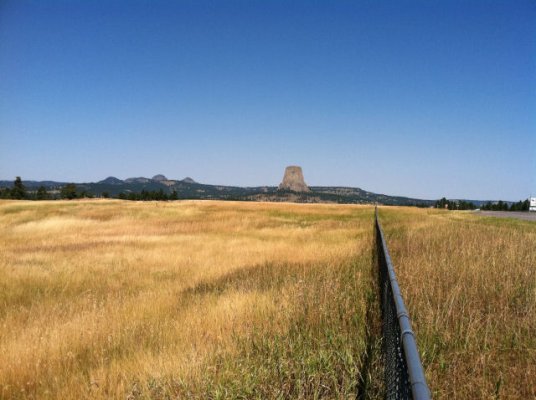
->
[
  {"left": 125, "top": 177, "right": 151, "bottom": 183},
  {"left": 98, "top": 177, "right": 124, "bottom": 185},
  {"left": 1, "top": 175, "right": 507, "bottom": 206},
  {"left": 0, "top": 176, "right": 437, "bottom": 205},
  {"left": 152, "top": 174, "right": 167, "bottom": 182}
]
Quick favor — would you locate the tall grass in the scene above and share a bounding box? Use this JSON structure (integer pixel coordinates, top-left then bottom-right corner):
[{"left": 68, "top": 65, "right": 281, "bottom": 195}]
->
[
  {"left": 379, "top": 207, "right": 536, "bottom": 399},
  {"left": 5, "top": 201, "right": 529, "bottom": 399},
  {"left": 0, "top": 200, "right": 375, "bottom": 399}
]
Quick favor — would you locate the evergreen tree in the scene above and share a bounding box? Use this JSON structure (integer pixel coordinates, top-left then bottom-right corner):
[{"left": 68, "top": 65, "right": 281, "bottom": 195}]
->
[
  {"left": 11, "top": 177, "right": 27, "bottom": 199},
  {"left": 509, "top": 199, "right": 530, "bottom": 211},
  {"left": 60, "top": 184, "right": 78, "bottom": 199},
  {"left": 435, "top": 197, "right": 448, "bottom": 208},
  {"left": 36, "top": 186, "right": 49, "bottom": 200},
  {"left": 77, "top": 189, "right": 93, "bottom": 198},
  {"left": 156, "top": 189, "right": 166, "bottom": 200}
]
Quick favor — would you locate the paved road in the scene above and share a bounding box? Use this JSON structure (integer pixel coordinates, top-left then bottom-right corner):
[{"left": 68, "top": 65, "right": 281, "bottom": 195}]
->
[{"left": 474, "top": 211, "right": 536, "bottom": 222}]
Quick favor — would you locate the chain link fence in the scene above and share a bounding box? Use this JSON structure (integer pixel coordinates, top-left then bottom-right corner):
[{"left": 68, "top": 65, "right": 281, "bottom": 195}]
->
[{"left": 375, "top": 208, "right": 431, "bottom": 399}]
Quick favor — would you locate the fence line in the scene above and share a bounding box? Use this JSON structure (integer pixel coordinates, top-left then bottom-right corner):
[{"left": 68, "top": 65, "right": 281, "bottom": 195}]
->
[{"left": 375, "top": 208, "right": 431, "bottom": 400}]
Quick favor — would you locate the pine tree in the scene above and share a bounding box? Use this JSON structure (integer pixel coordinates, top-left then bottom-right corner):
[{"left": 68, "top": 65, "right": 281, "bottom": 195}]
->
[
  {"left": 36, "top": 186, "right": 49, "bottom": 200},
  {"left": 11, "top": 177, "right": 27, "bottom": 199},
  {"left": 60, "top": 184, "right": 78, "bottom": 200}
]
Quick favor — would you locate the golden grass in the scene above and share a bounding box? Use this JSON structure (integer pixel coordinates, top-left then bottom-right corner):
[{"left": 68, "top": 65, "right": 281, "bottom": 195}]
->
[
  {"left": 0, "top": 200, "right": 375, "bottom": 399},
  {"left": 379, "top": 207, "right": 536, "bottom": 399},
  {"left": 4, "top": 200, "right": 532, "bottom": 399}
]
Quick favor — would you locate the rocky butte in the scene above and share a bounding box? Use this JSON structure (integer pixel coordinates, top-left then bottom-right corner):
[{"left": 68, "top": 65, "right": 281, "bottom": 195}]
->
[{"left": 278, "top": 166, "right": 310, "bottom": 192}]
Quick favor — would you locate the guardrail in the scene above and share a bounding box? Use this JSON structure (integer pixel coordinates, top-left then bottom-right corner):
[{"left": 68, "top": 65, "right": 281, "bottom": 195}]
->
[{"left": 375, "top": 208, "right": 431, "bottom": 400}]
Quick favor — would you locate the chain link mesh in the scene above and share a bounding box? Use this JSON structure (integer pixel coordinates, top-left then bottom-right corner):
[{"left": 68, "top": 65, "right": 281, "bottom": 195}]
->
[
  {"left": 379, "top": 251, "right": 412, "bottom": 399},
  {"left": 376, "top": 209, "right": 431, "bottom": 400}
]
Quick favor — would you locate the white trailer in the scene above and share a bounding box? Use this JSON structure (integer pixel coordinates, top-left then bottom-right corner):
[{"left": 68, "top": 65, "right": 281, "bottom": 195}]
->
[{"left": 530, "top": 197, "right": 536, "bottom": 212}]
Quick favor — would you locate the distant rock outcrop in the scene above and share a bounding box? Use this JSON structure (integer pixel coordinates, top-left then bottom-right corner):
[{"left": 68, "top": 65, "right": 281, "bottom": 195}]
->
[
  {"left": 152, "top": 174, "right": 167, "bottom": 182},
  {"left": 98, "top": 176, "right": 123, "bottom": 185},
  {"left": 278, "top": 166, "right": 310, "bottom": 192},
  {"left": 182, "top": 177, "right": 196, "bottom": 184},
  {"left": 125, "top": 177, "right": 151, "bottom": 183}
]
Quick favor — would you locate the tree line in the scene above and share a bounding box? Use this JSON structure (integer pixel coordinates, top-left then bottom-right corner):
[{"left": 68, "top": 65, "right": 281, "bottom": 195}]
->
[
  {"left": 0, "top": 177, "right": 532, "bottom": 210},
  {"left": 0, "top": 178, "right": 94, "bottom": 200},
  {"left": 0, "top": 177, "right": 180, "bottom": 201},
  {"left": 117, "top": 189, "right": 178, "bottom": 201},
  {"left": 434, "top": 197, "right": 530, "bottom": 211},
  {"left": 434, "top": 197, "right": 478, "bottom": 210},
  {"left": 480, "top": 199, "right": 530, "bottom": 211}
]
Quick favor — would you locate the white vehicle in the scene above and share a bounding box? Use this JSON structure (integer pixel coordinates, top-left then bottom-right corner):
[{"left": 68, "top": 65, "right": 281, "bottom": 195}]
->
[{"left": 530, "top": 197, "right": 536, "bottom": 212}]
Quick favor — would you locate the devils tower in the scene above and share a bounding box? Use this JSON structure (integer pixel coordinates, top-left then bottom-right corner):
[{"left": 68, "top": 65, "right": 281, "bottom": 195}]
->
[{"left": 278, "top": 166, "right": 310, "bottom": 192}]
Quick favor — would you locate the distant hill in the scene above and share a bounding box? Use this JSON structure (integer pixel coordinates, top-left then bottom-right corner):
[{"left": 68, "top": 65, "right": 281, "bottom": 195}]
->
[
  {"left": 0, "top": 175, "right": 438, "bottom": 205},
  {"left": 152, "top": 174, "right": 167, "bottom": 182},
  {"left": 124, "top": 177, "right": 151, "bottom": 183},
  {"left": 98, "top": 176, "right": 123, "bottom": 185}
]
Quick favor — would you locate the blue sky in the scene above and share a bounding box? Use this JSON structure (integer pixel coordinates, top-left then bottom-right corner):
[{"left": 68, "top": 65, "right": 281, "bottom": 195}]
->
[{"left": 1, "top": 0, "right": 534, "bottom": 200}]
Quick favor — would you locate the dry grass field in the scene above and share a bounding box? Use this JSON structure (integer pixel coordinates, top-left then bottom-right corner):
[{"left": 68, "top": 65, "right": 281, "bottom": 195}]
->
[
  {"left": 2, "top": 200, "right": 534, "bottom": 399},
  {"left": 0, "top": 200, "right": 375, "bottom": 399},
  {"left": 379, "top": 208, "right": 536, "bottom": 399}
]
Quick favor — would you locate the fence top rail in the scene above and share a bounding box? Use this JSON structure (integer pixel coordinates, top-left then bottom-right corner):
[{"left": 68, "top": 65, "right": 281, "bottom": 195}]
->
[{"left": 375, "top": 207, "right": 431, "bottom": 400}]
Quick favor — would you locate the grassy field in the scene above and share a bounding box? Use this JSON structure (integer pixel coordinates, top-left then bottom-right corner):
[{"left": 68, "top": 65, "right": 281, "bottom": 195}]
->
[
  {"left": 0, "top": 200, "right": 375, "bottom": 399},
  {"left": 379, "top": 208, "right": 536, "bottom": 399},
  {"left": 2, "top": 200, "right": 534, "bottom": 399}
]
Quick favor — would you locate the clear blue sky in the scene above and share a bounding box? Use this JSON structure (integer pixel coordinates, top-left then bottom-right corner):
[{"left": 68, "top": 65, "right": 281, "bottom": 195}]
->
[{"left": 1, "top": 0, "right": 534, "bottom": 200}]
